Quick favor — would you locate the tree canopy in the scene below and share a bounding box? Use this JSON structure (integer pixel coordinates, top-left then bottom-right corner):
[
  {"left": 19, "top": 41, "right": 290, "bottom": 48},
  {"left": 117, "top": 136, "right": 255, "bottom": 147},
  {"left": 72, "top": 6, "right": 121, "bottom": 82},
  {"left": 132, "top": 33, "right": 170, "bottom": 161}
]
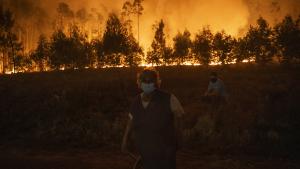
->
[{"left": 1, "top": 4, "right": 300, "bottom": 73}]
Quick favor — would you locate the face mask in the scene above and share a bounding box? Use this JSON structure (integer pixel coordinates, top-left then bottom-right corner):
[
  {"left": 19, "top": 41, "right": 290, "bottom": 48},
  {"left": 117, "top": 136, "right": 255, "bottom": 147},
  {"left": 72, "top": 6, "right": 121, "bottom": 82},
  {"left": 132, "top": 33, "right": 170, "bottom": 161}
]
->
[
  {"left": 141, "top": 83, "right": 156, "bottom": 94},
  {"left": 210, "top": 78, "right": 217, "bottom": 83}
]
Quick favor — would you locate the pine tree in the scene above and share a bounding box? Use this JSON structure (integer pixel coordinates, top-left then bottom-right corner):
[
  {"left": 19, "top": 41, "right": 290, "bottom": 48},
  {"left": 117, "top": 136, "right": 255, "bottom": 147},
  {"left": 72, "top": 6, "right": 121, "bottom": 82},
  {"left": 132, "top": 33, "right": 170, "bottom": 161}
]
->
[
  {"left": 192, "top": 27, "right": 213, "bottom": 65},
  {"left": 32, "top": 34, "right": 50, "bottom": 71},
  {"left": 212, "top": 31, "right": 234, "bottom": 65},
  {"left": 173, "top": 30, "right": 192, "bottom": 65},
  {"left": 0, "top": 6, "right": 16, "bottom": 73},
  {"left": 232, "top": 37, "right": 252, "bottom": 63},
  {"left": 49, "top": 29, "right": 69, "bottom": 69},
  {"left": 102, "top": 13, "right": 141, "bottom": 66},
  {"left": 147, "top": 20, "right": 166, "bottom": 65},
  {"left": 246, "top": 17, "right": 276, "bottom": 64},
  {"left": 274, "top": 15, "right": 300, "bottom": 64}
]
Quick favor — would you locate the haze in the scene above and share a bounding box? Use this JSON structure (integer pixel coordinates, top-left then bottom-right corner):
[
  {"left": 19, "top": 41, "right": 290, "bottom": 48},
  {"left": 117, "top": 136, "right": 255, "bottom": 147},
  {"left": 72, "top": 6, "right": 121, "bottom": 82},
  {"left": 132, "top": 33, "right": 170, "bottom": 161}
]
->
[{"left": 2, "top": 0, "right": 299, "bottom": 51}]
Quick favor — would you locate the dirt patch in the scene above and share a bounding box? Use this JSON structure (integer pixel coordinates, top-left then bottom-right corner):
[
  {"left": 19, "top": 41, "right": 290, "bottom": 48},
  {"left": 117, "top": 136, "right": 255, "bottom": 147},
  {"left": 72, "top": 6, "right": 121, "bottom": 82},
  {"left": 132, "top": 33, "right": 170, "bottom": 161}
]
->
[{"left": 0, "top": 148, "right": 298, "bottom": 169}]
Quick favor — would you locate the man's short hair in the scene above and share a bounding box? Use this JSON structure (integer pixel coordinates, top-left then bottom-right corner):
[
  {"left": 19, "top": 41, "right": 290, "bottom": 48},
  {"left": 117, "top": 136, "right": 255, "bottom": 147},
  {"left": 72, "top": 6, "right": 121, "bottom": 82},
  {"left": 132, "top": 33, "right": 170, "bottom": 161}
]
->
[{"left": 138, "top": 68, "right": 160, "bottom": 83}]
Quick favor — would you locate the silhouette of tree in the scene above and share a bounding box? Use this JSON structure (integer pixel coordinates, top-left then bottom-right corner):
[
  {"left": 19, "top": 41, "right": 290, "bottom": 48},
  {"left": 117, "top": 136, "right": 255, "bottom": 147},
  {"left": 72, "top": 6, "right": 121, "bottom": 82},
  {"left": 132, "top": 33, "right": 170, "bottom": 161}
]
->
[
  {"left": 103, "top": 13, "right": 141, "bottom": 66},
  {"left": 123, "top": 33, "right": 143, "bottom": 67},
  {"left": 7, "top": 32, "right": 23, "bottom": 73},
  {"left": 173, "top": 30, "right": 192, "bottom": 65},
  {"left": 15, "top": 53, "right": 33, "bottom": 72},
  {"left": 246, "top": 17, "right": 276, "bottom": 64},
  {"left": 57, "top": 3, "right": 74, "bottom": 18},
  {"left": 83, "top": 41, "right": 95, "bottom": 68},
  {"left": 192, "top": 27, "right": 213, "bottom": 65},
  {"left": 121, "top": 1, "right": 134, "bottom": 31},
  {"left": 274, "top": 15, "right": 300, "bottom": 64},
  {"left": 233, "top": 37, "right": 252, "bottom": 63},
  {"left": 0, "top": 6, "right": 14, "bottom": 30},
  {"left": 147, "top": 20, "right": 166, "bottom": 65},
  {"left": 132, "top": 0, "right": 144, "bottom": 44},
  {"left": 0, "top": 6, "right": 23, "bottom": 74},
  {"left": 68, "top": 25, "right": 92, "bottom": 69},
  {"left": 49, "top": 29, "right": 69, "bottom": 69},
  {"left": 0, "top": 6, "right": 15, "bottom": 73},
  {"left": 49, "top": 24, "right": 93, "bottom": 70},
  {"left": 56, "top": 2, "right": 74, "bottom": 30},
  {"left": 212, "top": 31, "right": 234, "bottom": 65},
  {"left": 121, "top": 0, "right": 144, "bottom": 44},
  {"left": 32, "top": 34, "right": 50, "bottom": 71},
  {"left": 91, "top": 39, "right": 105, "bottom": 67},
  {"left": 162, "top": 47, "right": 173, "bottom": 65},
  {"left": 103, "top": 13, "right": 128, "bottom": 66},
  {"left": 76, "top": 8, "right": 88, "bottom": 26}
]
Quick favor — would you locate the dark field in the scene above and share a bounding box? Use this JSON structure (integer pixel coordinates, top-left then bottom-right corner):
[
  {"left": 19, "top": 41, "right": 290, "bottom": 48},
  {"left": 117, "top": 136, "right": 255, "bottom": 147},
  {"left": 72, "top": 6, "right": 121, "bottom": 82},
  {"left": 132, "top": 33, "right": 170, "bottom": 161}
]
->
[{"left": 0, "top": 64, "right": 300, "bottom": 169}]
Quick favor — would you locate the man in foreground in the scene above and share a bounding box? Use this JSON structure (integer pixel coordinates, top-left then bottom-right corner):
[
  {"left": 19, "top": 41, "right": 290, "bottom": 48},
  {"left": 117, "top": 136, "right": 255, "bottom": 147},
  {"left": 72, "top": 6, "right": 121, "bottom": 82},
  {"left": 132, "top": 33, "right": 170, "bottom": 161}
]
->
[{"left": 122, "top": 68, "right": 185, "bottom": 169}]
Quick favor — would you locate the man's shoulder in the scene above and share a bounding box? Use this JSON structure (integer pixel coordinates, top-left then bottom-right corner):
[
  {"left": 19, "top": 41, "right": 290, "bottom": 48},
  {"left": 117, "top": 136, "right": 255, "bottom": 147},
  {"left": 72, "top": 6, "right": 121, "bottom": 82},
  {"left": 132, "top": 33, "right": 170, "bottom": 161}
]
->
[
  {"left": 217, "top": 78, "right": 225, "bottom": 85},
  {"left": 155, "top": 89, "right": 172, "bottom": 97},
  {"left": 132, "top": 93, "right": 142, "bottom": 103}
]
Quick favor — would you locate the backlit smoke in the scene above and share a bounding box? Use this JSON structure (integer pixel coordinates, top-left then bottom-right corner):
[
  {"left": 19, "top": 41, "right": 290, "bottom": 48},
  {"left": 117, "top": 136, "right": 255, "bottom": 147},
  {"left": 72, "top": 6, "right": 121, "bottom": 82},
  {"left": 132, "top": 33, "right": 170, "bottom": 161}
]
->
[{"left": 1, "top": 0, "right": 299, "bottom": 51}]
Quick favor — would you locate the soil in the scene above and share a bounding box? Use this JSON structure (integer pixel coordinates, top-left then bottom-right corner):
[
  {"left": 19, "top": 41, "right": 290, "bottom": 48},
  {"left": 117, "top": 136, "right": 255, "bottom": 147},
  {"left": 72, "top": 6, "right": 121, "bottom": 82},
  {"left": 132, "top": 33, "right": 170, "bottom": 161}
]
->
[{"left": 0, "top": 148, "right": 299, "bottom": 169}]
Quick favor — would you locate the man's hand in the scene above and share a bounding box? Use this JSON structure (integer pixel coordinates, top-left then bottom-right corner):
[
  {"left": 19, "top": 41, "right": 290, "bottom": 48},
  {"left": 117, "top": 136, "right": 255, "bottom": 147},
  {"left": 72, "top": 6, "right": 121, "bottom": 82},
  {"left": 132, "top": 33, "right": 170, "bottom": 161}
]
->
[
  {"left": 121, "top": 117, "right": 132, "bottom": 153},
  {"left": 175, "top": 116, "right": 184, "bottom": 150},
  {"left": 121, "top": 140, "right": 128, "bottom": 153}
]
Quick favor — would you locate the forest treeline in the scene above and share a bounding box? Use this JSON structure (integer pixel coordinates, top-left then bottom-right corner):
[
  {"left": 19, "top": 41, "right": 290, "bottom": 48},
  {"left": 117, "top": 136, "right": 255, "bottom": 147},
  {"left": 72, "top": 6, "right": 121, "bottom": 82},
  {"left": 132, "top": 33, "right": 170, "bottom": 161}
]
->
[{"left": 0, "top": 2, "right": 300, "bottom": 73}]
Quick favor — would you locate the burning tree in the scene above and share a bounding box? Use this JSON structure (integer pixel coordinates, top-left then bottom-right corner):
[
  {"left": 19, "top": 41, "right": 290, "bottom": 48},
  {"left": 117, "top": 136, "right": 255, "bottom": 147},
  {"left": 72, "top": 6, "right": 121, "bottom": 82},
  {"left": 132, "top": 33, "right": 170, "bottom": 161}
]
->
[
  {"left": 212, "top": 31, "right": 234, "bottom": 65},
  {"left": 274, "top": 15, "right": 300, "bottom": 64},
  {"left": 0, "top": 6, "right": 23, "bottom": 73},
  {"left": 102, "top": 13, "right": 142, "bottom": 67},
  {"left": 31, "top": 34, "right": 50, "bottom": 71},
  {"left": 245, "top": 17, "right": 276, "bottom": 65},
  {"left": 7, "top": 32, "right": 23, "bottom": 73},
  {"left": 147, "top": 20, "right": 167, "bottom": 65},
  {"left": 68, "top": 25, "right": 91, "bottom": 69},
  {"left": 192, "top": 27, "right": 213, "bottom": 65},
  {"left": 49, "top": 25, "right": 92, "bottom": 70},
  {"left": 232, "top": 37, "right": 252, "bottom": 63},
  {"left": 91, "top": 39, "right": 105, "bottom": 67},
  {"left": 121, "top": 0, "right": 144, "bottom": 44},
  {"left": 173, "top": 30, "right": 192, "bottom": 65},
  {"left": 55, "top": 2, "right": 74, "bottom": 31},
  {"left": 49, "top": 29, "right": 69, "bottom": 69},
  {"left": 133, "top": 0, "right": 144, "bottom": 44}
]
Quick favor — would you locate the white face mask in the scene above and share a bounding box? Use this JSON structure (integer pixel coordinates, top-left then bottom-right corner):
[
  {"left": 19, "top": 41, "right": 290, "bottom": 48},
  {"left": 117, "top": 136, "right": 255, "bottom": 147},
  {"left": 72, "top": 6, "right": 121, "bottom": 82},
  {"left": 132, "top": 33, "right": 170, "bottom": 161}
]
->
[{"left": 141, "top": 83, "right": 156, "bottom": 94}]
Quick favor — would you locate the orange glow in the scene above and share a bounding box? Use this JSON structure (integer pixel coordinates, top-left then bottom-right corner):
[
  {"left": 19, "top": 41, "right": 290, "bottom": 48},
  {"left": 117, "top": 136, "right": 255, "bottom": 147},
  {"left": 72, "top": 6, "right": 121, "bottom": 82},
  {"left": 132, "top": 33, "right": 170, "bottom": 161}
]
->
[
  {"left": 3, "top": 58, "right": 256, "bottom": 74},
  {"left": 4, "top": 0, "right": 299, "bottom": 51}
]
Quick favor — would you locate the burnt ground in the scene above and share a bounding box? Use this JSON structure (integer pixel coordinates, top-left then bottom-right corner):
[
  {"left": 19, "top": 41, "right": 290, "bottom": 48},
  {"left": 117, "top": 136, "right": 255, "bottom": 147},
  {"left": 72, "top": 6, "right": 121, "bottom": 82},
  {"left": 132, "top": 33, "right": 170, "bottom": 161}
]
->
[
  {"left": 1, "top": 65, "right": 300, "bottom": 169},
  {"left": 0, "top": 148, "right": 299, "bottom": 169}
]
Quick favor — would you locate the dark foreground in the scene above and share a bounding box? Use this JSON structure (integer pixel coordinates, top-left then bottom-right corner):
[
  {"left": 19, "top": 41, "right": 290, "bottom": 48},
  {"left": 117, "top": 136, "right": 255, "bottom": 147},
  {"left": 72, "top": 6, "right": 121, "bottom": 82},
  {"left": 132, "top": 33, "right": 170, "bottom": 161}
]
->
[
  {"left": 0, "top": 148, "right": 299, "bottom": 169},
  {"left": 0, "top": 64, "right": 300, "bottom": 168}
]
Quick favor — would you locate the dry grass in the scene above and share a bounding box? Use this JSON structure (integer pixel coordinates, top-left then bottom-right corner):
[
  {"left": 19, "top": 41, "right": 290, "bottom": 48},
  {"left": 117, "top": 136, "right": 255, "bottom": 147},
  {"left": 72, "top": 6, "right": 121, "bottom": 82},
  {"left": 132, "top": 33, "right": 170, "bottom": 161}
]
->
[{"left": 0, "top": 64, "right": 299, "bottom": 156}]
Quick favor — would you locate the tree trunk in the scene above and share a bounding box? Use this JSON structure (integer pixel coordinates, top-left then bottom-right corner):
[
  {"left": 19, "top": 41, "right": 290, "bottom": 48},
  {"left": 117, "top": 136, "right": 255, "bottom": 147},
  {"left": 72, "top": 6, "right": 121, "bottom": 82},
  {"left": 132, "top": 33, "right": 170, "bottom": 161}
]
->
[{"left": 1, "top": 52, "right": 4, "bottom": 74}]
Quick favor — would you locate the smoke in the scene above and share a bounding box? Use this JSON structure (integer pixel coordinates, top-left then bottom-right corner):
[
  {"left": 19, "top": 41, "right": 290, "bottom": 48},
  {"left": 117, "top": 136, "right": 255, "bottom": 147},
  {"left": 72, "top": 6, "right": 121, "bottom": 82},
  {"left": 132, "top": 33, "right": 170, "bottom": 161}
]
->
[
  {"left": 244, "top": 0, "right": 300, "bottom": 25},
  {"left": 1, "top": 0, "right": 299, "bottom": 50},
  {"left": 140, "top": 0, "right": 250, "bottom": 48}
]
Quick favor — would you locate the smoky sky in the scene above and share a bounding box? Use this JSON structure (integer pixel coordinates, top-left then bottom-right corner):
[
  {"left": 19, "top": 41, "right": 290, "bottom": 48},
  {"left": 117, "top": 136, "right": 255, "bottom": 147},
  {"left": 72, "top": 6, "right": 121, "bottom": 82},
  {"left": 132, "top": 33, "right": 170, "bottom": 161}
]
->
[{"left": 1, "top": 0, "right": 300, "bottom": 50}]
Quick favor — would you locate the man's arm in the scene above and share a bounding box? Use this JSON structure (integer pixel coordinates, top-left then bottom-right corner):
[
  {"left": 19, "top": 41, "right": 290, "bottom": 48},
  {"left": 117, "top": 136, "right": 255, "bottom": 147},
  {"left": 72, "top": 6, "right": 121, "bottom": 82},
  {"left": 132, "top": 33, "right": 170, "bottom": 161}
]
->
[
  {"left": 174, "top": 114, "right": 184, "bottom": 150},
  {"left": 170, "top": 94, "right": 185, "bottom": 149},
  {"left": 205, "top": 82, "right": 213, "bottom": 96},
  {"left": 121, "top": 114, "right": 132, "bottom": 153}
]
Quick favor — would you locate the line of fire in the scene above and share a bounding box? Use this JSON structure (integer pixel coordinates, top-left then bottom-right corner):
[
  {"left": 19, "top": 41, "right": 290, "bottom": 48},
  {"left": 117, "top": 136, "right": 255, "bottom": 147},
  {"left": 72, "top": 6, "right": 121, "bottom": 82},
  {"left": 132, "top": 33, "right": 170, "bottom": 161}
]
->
[{"left": 0, "top": 0, "right": 299, "bottom": 74}]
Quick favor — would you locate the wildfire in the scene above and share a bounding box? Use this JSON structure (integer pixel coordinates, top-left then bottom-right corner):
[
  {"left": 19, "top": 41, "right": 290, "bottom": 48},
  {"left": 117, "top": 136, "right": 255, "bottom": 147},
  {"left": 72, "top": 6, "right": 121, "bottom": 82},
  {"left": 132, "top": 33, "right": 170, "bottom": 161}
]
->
[{"left": 3, "top": 59, "right": 255, "bottom": 74}]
